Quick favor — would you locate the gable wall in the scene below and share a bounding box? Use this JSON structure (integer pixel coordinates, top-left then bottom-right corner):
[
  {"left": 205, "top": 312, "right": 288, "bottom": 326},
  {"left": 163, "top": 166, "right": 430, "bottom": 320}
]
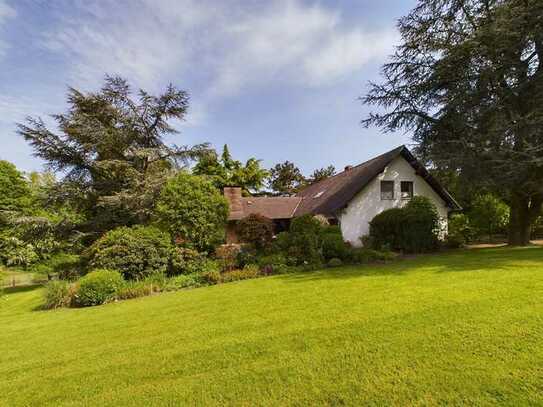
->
[{"left": 339, "top": 156, "right": 449, "bottom": 247}]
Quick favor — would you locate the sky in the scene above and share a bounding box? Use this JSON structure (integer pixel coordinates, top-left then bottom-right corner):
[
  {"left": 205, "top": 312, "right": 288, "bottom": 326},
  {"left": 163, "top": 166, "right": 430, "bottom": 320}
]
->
[{"left": 0, "top": 0, "right": 417, "bottom": 175}]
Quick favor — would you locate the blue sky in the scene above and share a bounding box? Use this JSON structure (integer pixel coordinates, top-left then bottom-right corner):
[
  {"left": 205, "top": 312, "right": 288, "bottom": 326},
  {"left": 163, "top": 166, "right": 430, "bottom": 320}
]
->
[{"left": 0, "top": 0, "right": 417, "bottom": 175}]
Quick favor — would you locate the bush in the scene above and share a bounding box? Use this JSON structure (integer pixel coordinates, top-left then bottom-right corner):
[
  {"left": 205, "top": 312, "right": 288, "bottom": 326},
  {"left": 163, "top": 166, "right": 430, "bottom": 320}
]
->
[
  {"left": 321, "top": 232, "right": 350, "bottom": 261},
  {"left": 236, "top": 246, "right": 258, "bottom": 268},
  {"left": 369, "top": 197, "right": 439, "bottom": 253},
  {"left": 170, "top": 247, "right": 207, "bottom": 275},
  {"left": 75, "top": 269, "right": 124, "bottom": 307},
  {"left": 43, "top": 280, "right": 76, "bottom": 309},
  {"left": 31, "top": 253, "right": 82, "bottom": 280},
  {"left": 221, "top": 265, "right": 260, "bottom": 283},
  {"left": 214, "top": 244, "right": 242, "bottom": 271},
  {"left": 115, "top": 281, "right": 154, "bottom": 300},
  {"left": 164, "top": 274, "right": 203, "bottom": 291},
  {"left": 236, "top": 214, "right": 274, "bottom": 249},
  {"left": 156, "top": 172, "right": 229, "bottom": 251},
  {"left": 199, "top": 260, "right": 222, "bottom": 284},
  {"left": 350, "top": 248, "right": 397, "bottom": 264},
  {"left": 327, "top": 258, "right": 343, "bottom": 267},
  {"left": 287, "top": 215, "right": 325, "bottom": 264},
  {"left": 86, "top": 225, "right": 172, "bottom": 280}
]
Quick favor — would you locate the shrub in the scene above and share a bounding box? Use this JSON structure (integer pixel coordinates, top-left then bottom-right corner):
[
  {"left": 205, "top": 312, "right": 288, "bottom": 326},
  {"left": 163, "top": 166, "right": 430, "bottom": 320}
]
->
[
  {"left": 115, "top": 281, "right": 154, "bottom": 300},
  {"left": 215, "top": 244, "right": 242, "bottom": 271},
  {"left": 236, "top": 246, "right": 258, "bottom": 268},
  {"left": 43, "top": 280, "right": 76, "bottom": 309},
  {"left": 327, "top": 258, "right": 343, "bottom": 267},
  {"left": 287, "top": 215, "right": 325, "bottom": 264},
  {"left": 447, "top": 213, "right": 474, "bottom": 245},
  {"left": 170, "top": 247, "right": 207, "bottom": 275},
  {"left": 86, "top": 225, "right": 172, "bottom": 280},
  {"left": 199, "top": 260, "right": 222, "bottom": 284},
  {"left": 321, "top": 232, "right": 350, "bottom": 261},
  {"left": 164, "top": 274, "right": 203, "bottom": 291},
  {"left": 236, "top": 214, "right": 274, "bottom": 249},
  {"left": 350, "top": 248, "right": 397, "bottom": 264},
  {"left": 155, "top": 172, "right": 229, "bottom": 251},
  {"left": 221, "top": 265, "right": 260, "bottom": 283},
  {"left": 369, "top": 197, "right": 439, "bottom": 253},
  {"left": 31, "top": 253, "right": 82, "bottom": 280},
  {"left": 75, "top": 269, "right": 124, "bottom": 307}
]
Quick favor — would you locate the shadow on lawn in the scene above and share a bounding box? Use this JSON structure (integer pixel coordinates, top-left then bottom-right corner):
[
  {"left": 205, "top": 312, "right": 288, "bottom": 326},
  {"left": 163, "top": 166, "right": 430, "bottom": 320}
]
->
[
  {"left": 1, "top": 284, "right": 43, "bottom": 294},
  {"left": 281, "top": 246, "right": 543, "bottom": 283}
]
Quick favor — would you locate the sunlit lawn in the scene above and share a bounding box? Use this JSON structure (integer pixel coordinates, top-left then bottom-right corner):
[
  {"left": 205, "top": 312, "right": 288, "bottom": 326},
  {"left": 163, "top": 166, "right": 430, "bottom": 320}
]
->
[{"left": 1, "top": 247, "right": 542, "bottom": 406}]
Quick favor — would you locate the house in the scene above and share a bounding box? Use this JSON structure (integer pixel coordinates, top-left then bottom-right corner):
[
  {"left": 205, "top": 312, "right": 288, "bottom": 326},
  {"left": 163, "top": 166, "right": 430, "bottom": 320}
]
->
[{"left": 225, "top": 145, "right": 460, "bottom": 246}]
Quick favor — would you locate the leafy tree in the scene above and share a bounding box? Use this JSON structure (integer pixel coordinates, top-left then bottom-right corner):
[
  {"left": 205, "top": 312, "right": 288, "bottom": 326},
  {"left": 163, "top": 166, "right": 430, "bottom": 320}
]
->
[
  {"left": 469, "top": 194, "right": 509, "bottom": 242},
  {"left": 236, "top": 214, "right": 274, "bottom": 249},
  {"left": 267, "top": 161, "right": 305, "bottom": 195},
  {"left": 0, "top": 160, "right": 32, "bottom": 214},
  {"left": 155, "top": 172, "right": 229, "bottom": 251},
  {"left": 193, "top": 144, "right": 268, "bottom": 193},
  {"left": 17, "top": 76, "right": 207, "bottom": 234},
  {"left": 362, "top": 0, "right": 543, "bottom": 245},
  {"left": 309, "top": 165, "right": 336, "bottom": 184}
]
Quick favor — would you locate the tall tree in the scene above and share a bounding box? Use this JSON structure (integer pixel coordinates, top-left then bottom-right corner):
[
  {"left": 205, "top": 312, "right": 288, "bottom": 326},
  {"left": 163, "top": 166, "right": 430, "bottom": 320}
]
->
[
  {"left": 192, "top": 144, "right": 269, "bottom": 194},
  {"left": 309, "top": 165, "right": 336, "bottom": 184},
  {"left": 362, "top": 0, "right": 543, "bottom": 245},
  {"left": 0, "top": 160, "right": 32, "bottom": 214},
  {"left": 17, "top": 76, "right": 207, "bottom": 233},
  {"left": 267, "top": 161, "right": 305, "bottom": 195}
]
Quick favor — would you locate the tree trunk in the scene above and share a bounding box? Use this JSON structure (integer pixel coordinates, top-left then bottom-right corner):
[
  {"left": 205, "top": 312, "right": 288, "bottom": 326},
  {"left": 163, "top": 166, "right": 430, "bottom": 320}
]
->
[{"left": 508, "top": 192, "right": 541, "bottom": 246}]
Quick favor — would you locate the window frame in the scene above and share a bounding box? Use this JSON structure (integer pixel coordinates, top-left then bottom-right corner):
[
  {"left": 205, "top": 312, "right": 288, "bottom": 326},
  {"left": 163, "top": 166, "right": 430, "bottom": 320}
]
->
[
  {"left": 380, "top": 180, "right": 394, "bottom": 200},
  {"left": 400, "top": 181, "right": 414, "bottom": 200}
]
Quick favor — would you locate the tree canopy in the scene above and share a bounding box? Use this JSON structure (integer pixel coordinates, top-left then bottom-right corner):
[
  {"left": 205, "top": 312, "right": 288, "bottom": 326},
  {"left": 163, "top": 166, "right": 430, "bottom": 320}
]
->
[
  {"left": 192, "top": 144, "right": 268, "bottom": 194},
  {"left": 17, "top": 76, "right": 207, "bottom": 233},
  {"left": 362, "top": 0, "right": 543, "bottom": 245},
  {"left": 267, "top": 161, "right": 306, "bottom": 195}
]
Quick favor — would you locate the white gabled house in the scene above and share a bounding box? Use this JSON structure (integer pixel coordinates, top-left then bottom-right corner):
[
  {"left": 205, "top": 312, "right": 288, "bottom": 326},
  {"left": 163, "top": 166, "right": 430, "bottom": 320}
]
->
[{"left": 225, "top": 145, "right": 460, "bottom": 246}]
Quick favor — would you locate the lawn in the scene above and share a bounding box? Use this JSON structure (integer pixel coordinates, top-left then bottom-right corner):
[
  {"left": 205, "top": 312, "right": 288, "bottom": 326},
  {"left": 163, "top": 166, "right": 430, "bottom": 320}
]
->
[{"left": 1, "top": 247, "right": 542, "bottom": 406}]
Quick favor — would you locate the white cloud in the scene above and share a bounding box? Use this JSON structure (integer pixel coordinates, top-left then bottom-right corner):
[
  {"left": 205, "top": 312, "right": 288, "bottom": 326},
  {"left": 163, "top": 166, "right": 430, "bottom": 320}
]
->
[
  {"left": 41, "top": 0, "right": 397, "bottom": 121},
  {"left": 0, "top": 0, "right": 16, "bottom": 57}
]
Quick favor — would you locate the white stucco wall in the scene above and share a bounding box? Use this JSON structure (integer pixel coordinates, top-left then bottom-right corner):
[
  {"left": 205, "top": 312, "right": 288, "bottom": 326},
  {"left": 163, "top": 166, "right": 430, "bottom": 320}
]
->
[{"left": 339, "top": 156, "right": 450, "bottom": 247}]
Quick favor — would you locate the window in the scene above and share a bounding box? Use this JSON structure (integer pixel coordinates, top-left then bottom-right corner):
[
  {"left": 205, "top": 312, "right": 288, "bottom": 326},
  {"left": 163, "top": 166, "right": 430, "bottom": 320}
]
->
[
  {"left": 380, "top": 181, "right": 394, "bottom": 200},
  {"left": 401, "top": 181, "right": 413, "bottom": 199}
]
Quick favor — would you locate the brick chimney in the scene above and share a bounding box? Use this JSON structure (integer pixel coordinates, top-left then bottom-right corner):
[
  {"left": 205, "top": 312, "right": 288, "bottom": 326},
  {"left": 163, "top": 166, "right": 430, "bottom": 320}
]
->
[{"left": 223, "top": 187, "right": 243, "bottom": 219}]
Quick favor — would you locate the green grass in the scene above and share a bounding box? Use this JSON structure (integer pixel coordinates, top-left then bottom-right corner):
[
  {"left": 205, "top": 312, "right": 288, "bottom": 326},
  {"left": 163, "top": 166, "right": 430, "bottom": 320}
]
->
[{"left": 1, "top": 247, "right": 543, "bottom": 406}]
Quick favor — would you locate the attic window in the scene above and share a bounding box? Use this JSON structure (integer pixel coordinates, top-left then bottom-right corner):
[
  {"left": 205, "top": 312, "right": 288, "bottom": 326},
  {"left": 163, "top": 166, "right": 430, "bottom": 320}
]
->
[
  {"left": 401, "top": 181, "right": 413, "bottom": 199},
  {"left": 380, "top": 181, "right": 394, "bottom": 200},
  {"left": 313, "top": 191, "right": 325, "bottom": 198}
]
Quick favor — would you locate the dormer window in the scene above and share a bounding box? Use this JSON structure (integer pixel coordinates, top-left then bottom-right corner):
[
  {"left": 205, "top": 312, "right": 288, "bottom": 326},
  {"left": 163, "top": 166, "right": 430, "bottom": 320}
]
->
[
  {"left": 401, "top": 181, "right": 413, "bottom": 199},
  {"left": 380, "top": 181, "right": 394, "bottom": 200}
]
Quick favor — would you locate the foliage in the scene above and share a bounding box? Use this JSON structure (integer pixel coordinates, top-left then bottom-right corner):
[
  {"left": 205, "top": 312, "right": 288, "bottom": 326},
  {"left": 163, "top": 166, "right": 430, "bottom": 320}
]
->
[
  {"left": 327, "top": 258, "right": 343, "bottom": 267},
  {"left": 267, "top": 161, "right": 305, "bottom": 195},
  {"left": 369, "top": 197, "right": 439, "bottom": 253},
  {"left": 469, "top": 194, "right": 509, "bottom": 241},
  {"left": 170, "top": 247, "right": 207, "bottom": 275},
  {"left": 236, "top": 214, "right": 274, "bottom": 249},
  {"left": 156, "top": 172, "right": 228, "bottom": 251},
  {"left": 75, "top": 269, "right": 124, "bottom": 307},
  {"left": 349, "top": 248, "right": 397, "bottom": 264},
  {"left": 313, "top": 214, "right": 330, "bottom": 227},
  {"left": 447, "top": 214, "right": 474, "bottom": 247},
  {"left": 362, "top": 0, "right": 543, "bottom": 245},
  {"left": 287, "top": 215, "right": 325, "bottom": 264},
  {"left": 17, "top": 76, "right": 208, "bottom": 233},
  {"left": 214, "top": 244, "right": 242, "bottom": 272},
  {"left": 0, "top": 160, "right": 33, "bottom": 214},
  {"left": 86, "top": 225, "right": 172, "bottom": 280},
  {"left": 193, "top": 145, "right": 269, "bottom": 194},
  {"left": 30, "top": 253, "right": 82, "bottom": 280},
  {"left": 309, "top": 166, "right": 335, "bottom": 184},
  {"left": 321, "top": 230, "right": 350, "bottom": 261},
  {"left": 0, "top": 235, "right": 39, "bottom": 267},
  {"left": 236, "top": 246, "right": 259, "bottom": 268},
  {"left": 220, "top": 265, "right": 260, "bottom": 283},
  {"left": 163, "top": 274, "right": 203, "bottom": 291},
  {"left": 43, "top": 280, "right": 76, "bottom": 309}
]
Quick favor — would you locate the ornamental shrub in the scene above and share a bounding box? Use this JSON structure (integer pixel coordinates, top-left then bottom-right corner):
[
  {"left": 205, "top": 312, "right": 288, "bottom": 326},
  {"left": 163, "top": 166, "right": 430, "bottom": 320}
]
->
[
  {"left": 369, "top": 196, "right": 439, "bottom": 253},
  {"left": 170, "top": 247, "right": 207, "bottom": 275},
  {"left": 43, "top": 280, "right": 76, "bottom": 309},
  {"left": 86, "top": 225, "right": 172, "bottom": 280},
  {"left": 287, "top": 214, "right": 324, "bottom": 264},
  {"left": 214, "top": 244, "right": 242, "bottom": 271},
  {"left": 155, "top": 172, "right": 229, "bottom": 251},
  {"left": 75, "top": 269, "right": 124, "bottom": 307},
  {"left": 321, "top": 231, "right": 350, "bottom": 261},
  {"left": 221, "top": 265, "right": 260, "bottom": 283},
  {"left": 236, "top": 214, "right": 274, "bottom": 249}
]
